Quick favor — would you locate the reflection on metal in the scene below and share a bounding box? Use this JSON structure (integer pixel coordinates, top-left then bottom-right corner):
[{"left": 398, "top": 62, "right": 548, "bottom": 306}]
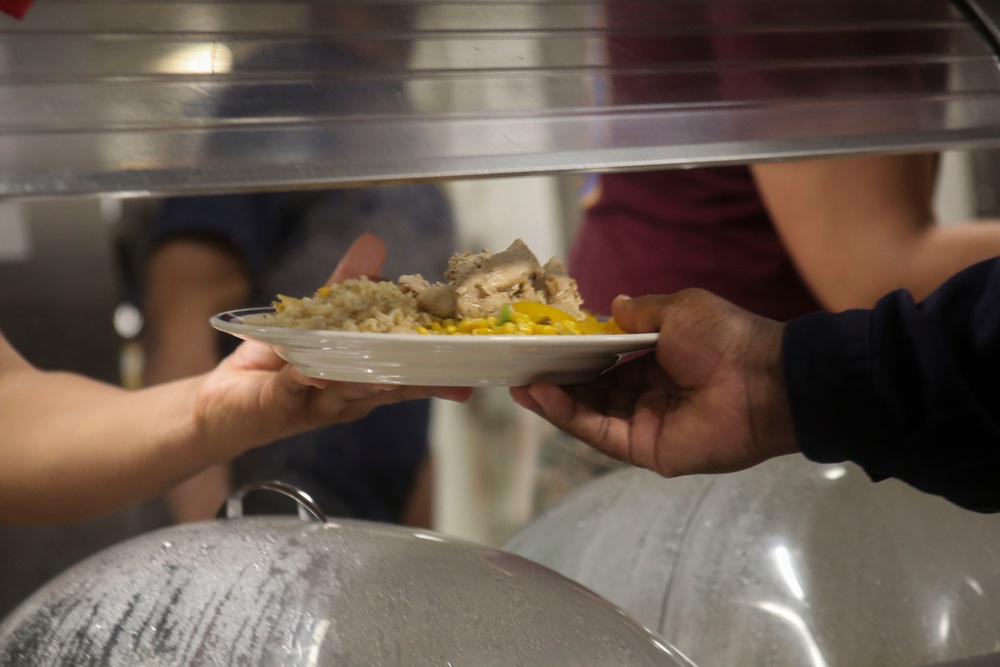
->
[
  {"left": 751, "top": 601, "right": 830, "bottom": 667},
  {"left": 154, "top": 43, "right": 234, "bottom": 75},
  {"left": 771, "top": 545, "right": 805, "bottom": 601},
  {"left": 960, "top": 0, "right": 1000, "bottom": 52},
  {"left": 1, "top": 0, "right": 1000, "bottom": 198},
  {"left": 966, "top": 576, "right": 986, "bottom": 597},
  {"left": 225, "top": 479, "right": 327, "bottom": 522},
  {"left": 937, "top": 602, "right": 953, "bottom": 644}
]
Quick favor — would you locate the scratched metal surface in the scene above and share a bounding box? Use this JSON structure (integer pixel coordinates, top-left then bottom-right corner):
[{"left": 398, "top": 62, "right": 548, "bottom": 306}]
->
[{"left": 0, "top": 517, "right": 692, "bottom": 666}]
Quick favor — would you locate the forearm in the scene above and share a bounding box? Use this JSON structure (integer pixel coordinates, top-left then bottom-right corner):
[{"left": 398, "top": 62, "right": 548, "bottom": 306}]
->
[
  {"left": 0, "top": 365, "right": 209, "bottom": 523},
  {"left": 142, "top": 237, "right": 249, "bottom": 385},
  {"left": 797, "top": 220, "right": 1000, "bottom": 311},
  {"left": 752, "top": 154, "right": 1000, "bottom": 311},
  {"left": 0, "top": 233, "right": 471, "bottom": 524},
  {"left": 143, "top": 308, "right": 224, "bottom": 385},
  {"left": 895, "top": 223, "right": 1000, "bottom": 303},
  {"left": 141, "top": 239, "right": 249, "bottom": 519}
]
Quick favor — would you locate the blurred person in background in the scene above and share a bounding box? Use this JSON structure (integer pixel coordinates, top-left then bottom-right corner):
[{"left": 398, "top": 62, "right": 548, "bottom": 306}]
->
[
  {"left": 139, "top": 186, "right": 456, "bottom": 525},
  {"left": 570, "top": 4, "right": 979, "bottom": 321},
  {"left": 133, "top": 3, "right": 458, "bottom": 526}
]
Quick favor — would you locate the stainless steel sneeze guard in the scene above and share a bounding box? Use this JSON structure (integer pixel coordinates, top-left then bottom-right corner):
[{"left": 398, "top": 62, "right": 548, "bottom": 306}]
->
[{"left": 2, "top": 0, "right": 1000, "bottom": 198}]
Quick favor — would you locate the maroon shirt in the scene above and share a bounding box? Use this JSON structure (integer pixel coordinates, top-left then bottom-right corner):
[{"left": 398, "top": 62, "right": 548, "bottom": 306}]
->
[
  {"left": 568, "top": 2, "right": 825, "bottom": 322},
  {"left": 570, "top": 2, "right": 949, "bottom": 322},
  {"left": 0, "top": 0, "right": 33, "bottom": 18},
  {"left": 570, "top": 167, "right": 821, "bottom": 321}
]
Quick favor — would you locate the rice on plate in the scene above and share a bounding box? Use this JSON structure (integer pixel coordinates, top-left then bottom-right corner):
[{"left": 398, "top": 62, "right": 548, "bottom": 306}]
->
[{"left": 245, "top": 239, "right": 623, "bottom": 336}]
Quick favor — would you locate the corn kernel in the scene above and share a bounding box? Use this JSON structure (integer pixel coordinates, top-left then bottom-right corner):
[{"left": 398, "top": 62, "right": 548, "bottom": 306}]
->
[
  {"left": 459, "top": 318, "right": 485, "bottom": 333},
  {"left": 418, "top": 307, "right": 624, "bottom": 336}
]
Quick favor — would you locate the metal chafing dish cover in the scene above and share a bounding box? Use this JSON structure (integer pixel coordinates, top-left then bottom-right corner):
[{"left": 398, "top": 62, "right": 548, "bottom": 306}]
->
[
  {"left": 0, "top": 482, "right": 693, "bottom": 667},
  {"left": 505, "top": 456, "right": 1000, "bottom": 667}
]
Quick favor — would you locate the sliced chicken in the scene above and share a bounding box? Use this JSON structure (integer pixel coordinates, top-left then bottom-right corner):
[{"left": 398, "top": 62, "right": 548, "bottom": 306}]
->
[
  {"left": 398, "top": 238, "right": 585, "bottom": 321},
  {"left": 540, "top": 258, "right": 584, "bottom": 319}
]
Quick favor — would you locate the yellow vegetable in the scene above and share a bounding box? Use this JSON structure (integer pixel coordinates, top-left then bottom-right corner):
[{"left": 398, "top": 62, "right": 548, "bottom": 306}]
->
[
  {"left": 418, "top": 300, "right": 624, "bottom": 336},
  {"left": 272, "top": 294, "right": 304, "bottom": 313},
  {"left": 511, "top": 301, "right": 576, "bottom": 325},
  {"left": 604, "top": 318, "right": 625, "bottom": 335},
  {"left": 578, "top": 312, "right": 608, "bottom": 334}
]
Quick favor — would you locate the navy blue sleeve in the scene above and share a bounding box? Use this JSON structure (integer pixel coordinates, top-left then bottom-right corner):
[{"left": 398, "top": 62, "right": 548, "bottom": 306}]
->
[
  {"left": 152, "top": 193, "right": 290, "bottom": 279},
  {"left": 783, "top": 257, "right": 1000, "bottom": 512}
]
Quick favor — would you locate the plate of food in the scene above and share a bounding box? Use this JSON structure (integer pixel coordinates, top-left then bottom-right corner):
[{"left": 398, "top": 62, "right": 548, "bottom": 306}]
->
[{"left": 210, "top": 239, "right": 658, "bottom": 387}]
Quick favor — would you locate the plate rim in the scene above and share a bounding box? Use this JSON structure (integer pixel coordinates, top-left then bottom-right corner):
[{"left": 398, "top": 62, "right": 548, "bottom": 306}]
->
[{"left": 210, "top": 307, "right": 660, "bottom": 347}]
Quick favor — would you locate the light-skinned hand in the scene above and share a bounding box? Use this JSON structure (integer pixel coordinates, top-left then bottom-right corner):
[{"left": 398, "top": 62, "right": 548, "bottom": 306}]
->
[{"left": 193, "top": 232, "right": 473, "bottom": 463}]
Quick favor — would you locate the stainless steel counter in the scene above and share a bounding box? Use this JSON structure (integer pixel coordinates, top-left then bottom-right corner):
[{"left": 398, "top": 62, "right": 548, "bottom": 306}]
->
[{"left": 1, "top": 0, "right": 1000, "bottom": 198}]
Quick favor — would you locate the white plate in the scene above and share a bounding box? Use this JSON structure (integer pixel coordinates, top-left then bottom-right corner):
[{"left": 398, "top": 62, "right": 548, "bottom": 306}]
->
[{"left": 211, "top": 307, "right": 658, "bottom": 387}]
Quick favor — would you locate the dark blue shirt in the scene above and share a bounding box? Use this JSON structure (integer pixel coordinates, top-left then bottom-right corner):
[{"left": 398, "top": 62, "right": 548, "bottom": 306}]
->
[{"left": 784, "top": 257, "right": 1000, "bottom": 512}]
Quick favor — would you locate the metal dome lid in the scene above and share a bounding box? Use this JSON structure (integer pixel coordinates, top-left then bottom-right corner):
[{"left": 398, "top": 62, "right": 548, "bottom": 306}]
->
[
  {"left": 505, "top": 456, "right": 1000, "bottom": 666},
  {"left": 0, "top": 482, "right": 693, "bottom": 667}
]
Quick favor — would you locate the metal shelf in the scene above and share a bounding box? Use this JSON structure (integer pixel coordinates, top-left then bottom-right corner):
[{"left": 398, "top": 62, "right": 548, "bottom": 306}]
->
[{"left": 1, "top": 0, "right": 999, "bottom": 198}]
